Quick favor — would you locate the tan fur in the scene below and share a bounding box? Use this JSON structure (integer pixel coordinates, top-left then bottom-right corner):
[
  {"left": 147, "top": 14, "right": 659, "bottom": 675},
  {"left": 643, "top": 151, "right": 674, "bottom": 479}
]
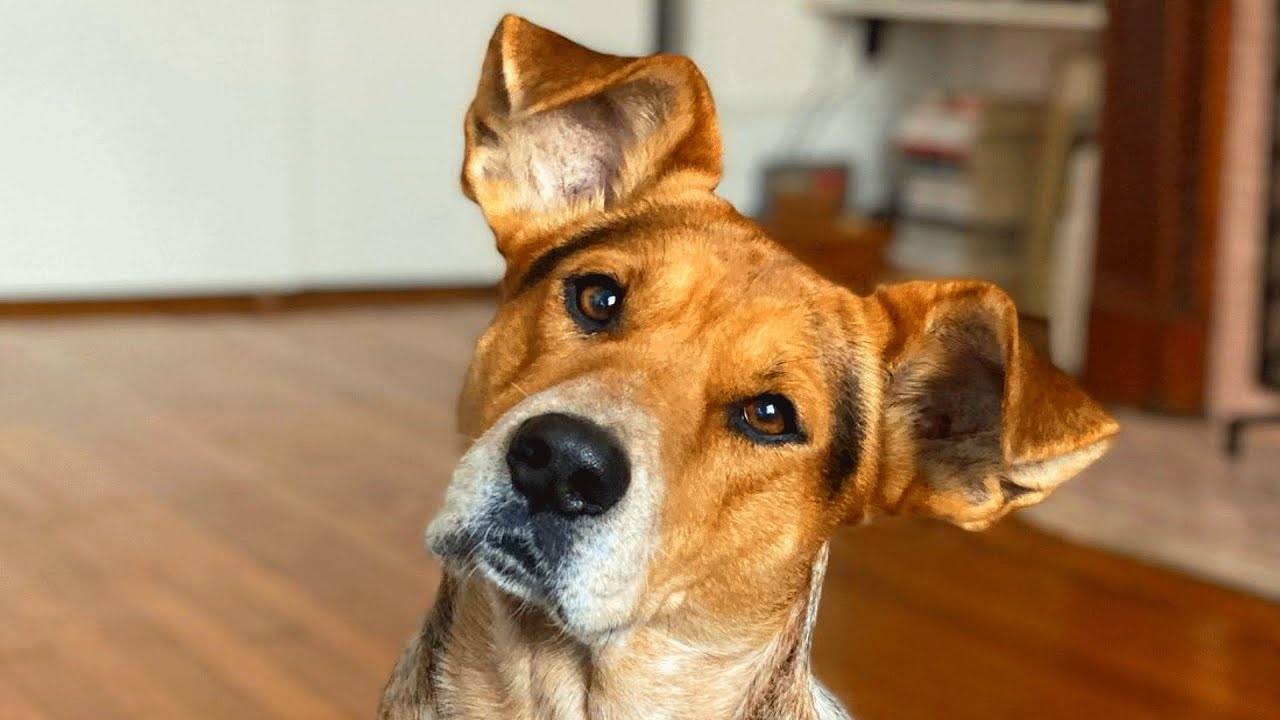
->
[{"left": 379, "top": 15, "right": 1118, "bottom": 719}]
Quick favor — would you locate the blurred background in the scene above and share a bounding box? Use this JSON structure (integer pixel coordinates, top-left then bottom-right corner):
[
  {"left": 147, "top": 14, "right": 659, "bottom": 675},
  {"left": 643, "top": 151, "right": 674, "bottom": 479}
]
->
[{"left": 1, "top": 1, "right": 1278, "bottom": 718}]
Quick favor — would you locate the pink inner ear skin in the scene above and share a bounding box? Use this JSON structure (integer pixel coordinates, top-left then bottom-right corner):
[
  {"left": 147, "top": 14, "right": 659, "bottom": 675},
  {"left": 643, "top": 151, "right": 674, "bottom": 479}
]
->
[{"left": 461, "top": 15, "right": 721, "bottom": 260}]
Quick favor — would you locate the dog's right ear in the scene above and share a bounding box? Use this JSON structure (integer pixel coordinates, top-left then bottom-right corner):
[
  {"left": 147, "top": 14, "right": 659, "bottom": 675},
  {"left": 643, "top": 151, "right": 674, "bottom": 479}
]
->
[
  {"left": 461, "top": 15, "right": 721, "bottom": 262},
  {"left": 864, "top": 281, "right": 1118, "bottom": 530}
]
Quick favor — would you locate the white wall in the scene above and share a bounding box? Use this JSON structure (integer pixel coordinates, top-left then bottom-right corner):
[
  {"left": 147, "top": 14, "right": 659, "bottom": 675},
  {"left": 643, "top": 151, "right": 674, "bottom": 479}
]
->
[
  {"left": 298, "top": 1, "right": 650, "bottom": 288},
  {"left": 0, "top": 2, "right": 299, "bottom": 297},
  {"left": 0, "top": 1, "right": 1089, "bottom": 299},
  {"left": 0, "top": 1, "right": 648, "bottom": 299},
  {"left": 686, "top": 3, "right": 1093, "bottom": 215},
  {"left": 687, "top": 1, "right": 908, "bottom": 214}
]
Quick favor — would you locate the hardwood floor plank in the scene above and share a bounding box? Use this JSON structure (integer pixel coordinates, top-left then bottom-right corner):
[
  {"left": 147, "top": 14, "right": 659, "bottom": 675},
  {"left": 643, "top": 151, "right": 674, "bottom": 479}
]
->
[
  {"left": 1, "top": 304, "right": 1278, "bottom": 719},
  {"left": 839, "top": 521, "right": 1280, "bottom": 714},
  {"left": 45, "top": 620, "right": 202, "bottom": 720},
  {"left": 4, "top": 646, "right": 132, "bottom": 720},
  {"left": 123, "top": 580, "right": 345, "bottom": 720},
  {"left": 0, "top": 676, "right": 53, "bottom": 720}
]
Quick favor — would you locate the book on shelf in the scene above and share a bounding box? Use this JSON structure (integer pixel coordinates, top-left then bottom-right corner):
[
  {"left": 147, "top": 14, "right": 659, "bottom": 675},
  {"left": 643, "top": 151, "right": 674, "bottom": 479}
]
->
[{"left": 889, "top": 94, "right": 1041, "bottom": 301}]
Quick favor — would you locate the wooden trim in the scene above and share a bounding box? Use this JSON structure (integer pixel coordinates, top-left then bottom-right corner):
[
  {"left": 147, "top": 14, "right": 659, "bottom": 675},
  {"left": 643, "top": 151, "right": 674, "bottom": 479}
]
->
[
  {"left": 0, "top": 285, "right": 497, "bottom": 317},
  {"left": 1084, "top": 0, "right": 1233, "bottom": 414},
  {"left": 1259, "top": 0, "right": 1280, "bottom": 387},
  {"left": 1197, "top": 0, "right": 1231, "bottom": 319}
]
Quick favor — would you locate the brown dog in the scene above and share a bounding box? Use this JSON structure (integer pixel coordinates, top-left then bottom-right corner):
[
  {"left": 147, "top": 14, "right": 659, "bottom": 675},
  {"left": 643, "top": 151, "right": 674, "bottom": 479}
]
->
[{"left": 378, "top": 15, "right": 1117, "bottom": 720}]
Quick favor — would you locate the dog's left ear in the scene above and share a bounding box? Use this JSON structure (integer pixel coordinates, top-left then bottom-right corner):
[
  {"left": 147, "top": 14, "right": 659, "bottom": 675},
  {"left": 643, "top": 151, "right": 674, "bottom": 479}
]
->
[
  {"left": 461, "top": 14, "right": 722, "bottom": 260},
  {"left": 868, "top": 281, "right": 1118, "bottom": 530}
]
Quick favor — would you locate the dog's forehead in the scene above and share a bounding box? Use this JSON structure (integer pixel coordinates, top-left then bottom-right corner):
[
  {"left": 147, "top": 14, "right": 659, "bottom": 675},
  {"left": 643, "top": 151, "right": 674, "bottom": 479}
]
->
[
  {"left": 620, "top": 227, "right": 851, "bottom": 412},
  {"left": 509, "top": 211, "right": 852, "bottom": 382},
  {"left": 623, "top": 219, "right": 826, "bottom": 300}
]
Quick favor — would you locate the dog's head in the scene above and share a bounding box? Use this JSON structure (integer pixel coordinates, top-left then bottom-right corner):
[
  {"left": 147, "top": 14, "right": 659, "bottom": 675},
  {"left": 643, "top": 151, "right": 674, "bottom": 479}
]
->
[{"left": 427, "top": 15, "right": 1117, "bottom": 643}]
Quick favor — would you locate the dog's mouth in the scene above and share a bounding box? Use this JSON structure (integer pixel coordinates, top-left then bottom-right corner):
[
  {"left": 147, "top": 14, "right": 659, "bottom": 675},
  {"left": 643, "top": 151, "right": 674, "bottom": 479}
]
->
[{"left": 431, "top": 527, "right": 558, "bottom": 609}]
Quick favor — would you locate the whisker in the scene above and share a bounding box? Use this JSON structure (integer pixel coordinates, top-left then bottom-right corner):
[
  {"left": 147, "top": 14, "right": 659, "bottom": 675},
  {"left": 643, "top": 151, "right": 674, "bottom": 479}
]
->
[{"left": 509, "top": 380, "right": 533, "bottom": 400}]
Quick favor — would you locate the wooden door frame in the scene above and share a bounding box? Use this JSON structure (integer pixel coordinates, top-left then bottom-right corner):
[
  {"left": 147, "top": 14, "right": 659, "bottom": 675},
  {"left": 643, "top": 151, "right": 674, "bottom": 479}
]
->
[{"left": 1083, "top": 0, "right": 1232, "bottom": 414}]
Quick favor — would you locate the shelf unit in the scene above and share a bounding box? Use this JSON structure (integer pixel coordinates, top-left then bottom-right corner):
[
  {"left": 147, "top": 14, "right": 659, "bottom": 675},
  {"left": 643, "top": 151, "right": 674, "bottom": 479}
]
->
[{"left": 811, "top": 1, "right": 1107, "bottom": 31}]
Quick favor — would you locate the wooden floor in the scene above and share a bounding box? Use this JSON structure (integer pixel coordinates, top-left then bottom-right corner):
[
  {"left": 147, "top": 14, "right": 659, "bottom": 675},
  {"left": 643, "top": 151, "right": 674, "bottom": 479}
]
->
[{"left": 1, "top": 302, "right": 1277, "bottom": 719}]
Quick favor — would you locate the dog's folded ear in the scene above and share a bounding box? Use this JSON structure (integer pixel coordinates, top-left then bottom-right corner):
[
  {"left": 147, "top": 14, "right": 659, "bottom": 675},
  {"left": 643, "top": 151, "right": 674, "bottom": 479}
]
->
[
  {"left": 461, "top": 15, "right": 721, "bottom": 259},
  {"left": 871, "top": 281, "right": 1118, "bottom": 530}
]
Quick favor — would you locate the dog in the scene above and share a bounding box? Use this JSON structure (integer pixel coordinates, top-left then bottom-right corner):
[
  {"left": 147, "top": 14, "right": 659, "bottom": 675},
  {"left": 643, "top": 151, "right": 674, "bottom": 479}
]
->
[{"left": 377, "top": 15, "right": 1118, "bottom": 720}]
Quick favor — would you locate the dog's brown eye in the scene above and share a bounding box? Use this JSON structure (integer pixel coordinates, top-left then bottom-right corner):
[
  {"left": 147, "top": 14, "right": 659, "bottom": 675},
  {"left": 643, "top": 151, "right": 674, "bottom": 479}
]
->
[
  {"left": 565, "top": 274, "right": 624, "bottom": 332},
  {"left": 732, "top": 393, "right": 804, "bottom": 444},
  {"left": 745, "top": 397, "right": 787, "bottom": 435},
  {"left": 579, "top": 284, "right": 619, "bottom": 322}
]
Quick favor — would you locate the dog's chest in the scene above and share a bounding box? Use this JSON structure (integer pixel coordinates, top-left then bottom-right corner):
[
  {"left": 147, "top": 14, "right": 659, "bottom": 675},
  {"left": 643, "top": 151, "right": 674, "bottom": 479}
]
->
[{"left": 472, "top": 612, "right": 763, "bottom": 719}]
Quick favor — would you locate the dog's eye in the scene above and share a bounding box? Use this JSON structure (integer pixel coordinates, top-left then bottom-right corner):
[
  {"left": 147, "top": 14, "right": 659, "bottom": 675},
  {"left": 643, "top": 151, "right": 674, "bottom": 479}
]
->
[
  {"left": 564, "top": 274, "right": 625, "bottom": 332},
  {"left": 732, "top": 393, "right": 804, "bottom": 444}
]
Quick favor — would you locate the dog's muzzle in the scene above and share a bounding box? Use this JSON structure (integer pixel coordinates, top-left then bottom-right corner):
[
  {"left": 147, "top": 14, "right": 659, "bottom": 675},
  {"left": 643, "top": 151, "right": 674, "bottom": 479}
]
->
[{"left": 426, "top": 378, "right": 661, "bottom": 638}]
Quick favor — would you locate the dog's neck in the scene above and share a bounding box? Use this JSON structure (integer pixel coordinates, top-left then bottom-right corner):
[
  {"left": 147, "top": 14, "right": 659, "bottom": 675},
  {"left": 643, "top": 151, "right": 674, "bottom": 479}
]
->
[{"left": 378, "top": 545, "right": 847, "bottom": 720}]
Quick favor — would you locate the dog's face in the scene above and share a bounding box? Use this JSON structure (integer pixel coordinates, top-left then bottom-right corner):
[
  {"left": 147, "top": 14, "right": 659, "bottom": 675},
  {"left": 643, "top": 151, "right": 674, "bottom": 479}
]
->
[{"left": 426, "top": 16, "right": 1117, "bottom": 642}]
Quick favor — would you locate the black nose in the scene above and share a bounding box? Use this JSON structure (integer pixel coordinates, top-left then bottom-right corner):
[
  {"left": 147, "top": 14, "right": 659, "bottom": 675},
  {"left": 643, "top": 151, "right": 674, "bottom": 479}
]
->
[{"left": 506, "top": 413, "right": 631, "bottom": 517}]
